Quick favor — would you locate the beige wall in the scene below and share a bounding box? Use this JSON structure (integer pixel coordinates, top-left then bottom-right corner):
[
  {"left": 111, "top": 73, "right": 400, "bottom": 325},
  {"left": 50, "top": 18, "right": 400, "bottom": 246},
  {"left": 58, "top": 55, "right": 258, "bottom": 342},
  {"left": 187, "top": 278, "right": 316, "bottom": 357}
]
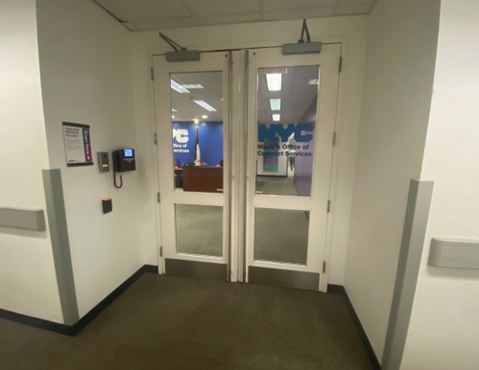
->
[
  {"left": 36, "top": 0, "right": 149, "bottom": 318},
  {"left": 0, "top": 0, "right": 63, "bottom": 323},
  {"left": 402, "top": 1, "right": 479, "bottom": 368},
  {"left": 344, "top": 0, "right": 440, "bottom": 360}
]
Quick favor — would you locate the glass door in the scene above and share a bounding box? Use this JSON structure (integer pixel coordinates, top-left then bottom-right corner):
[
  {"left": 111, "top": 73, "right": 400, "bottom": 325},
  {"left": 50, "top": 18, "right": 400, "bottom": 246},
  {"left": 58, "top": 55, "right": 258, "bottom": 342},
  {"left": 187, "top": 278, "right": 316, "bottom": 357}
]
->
[
  {"left": 153, "top": 51, "right": 231, "bottom": 281},
  {"left": 245, "top": 45, "right": 341, "bottom": 291}
]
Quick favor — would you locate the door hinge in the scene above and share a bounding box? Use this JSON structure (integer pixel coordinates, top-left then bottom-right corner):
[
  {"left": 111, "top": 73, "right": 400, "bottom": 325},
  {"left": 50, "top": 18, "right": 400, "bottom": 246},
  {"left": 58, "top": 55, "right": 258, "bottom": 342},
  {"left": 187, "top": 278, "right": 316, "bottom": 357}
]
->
[
  {"left": 157, "top": 192, "right": 161, "bottom": 203},
  {"left": 150, "top": 67, "right": 154, "bottom": 81},
  {"left": 153, "top": 132, "right": 157, "bottom": 145},
  {"left": 339, "top": 56, "right": 343, "bottom": 73},
  {"left": 333, "top": 132, "right": 337, "bottom": 147},
  {"left": 327, "top": 200, "right": 331, "bottom": 213},
  {"left": 159, "top": 246, "right": 163, "bottom": 257},
  {"left": 323, "top": 261, "right": 326, "bottom": 274}
]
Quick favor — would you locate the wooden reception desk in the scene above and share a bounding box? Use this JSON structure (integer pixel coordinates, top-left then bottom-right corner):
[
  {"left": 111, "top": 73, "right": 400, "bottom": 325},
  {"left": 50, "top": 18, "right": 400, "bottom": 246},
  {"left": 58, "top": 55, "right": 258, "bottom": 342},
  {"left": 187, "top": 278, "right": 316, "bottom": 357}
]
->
[{"left": 182, "top": 166, "right": 223, "bottom": 193}]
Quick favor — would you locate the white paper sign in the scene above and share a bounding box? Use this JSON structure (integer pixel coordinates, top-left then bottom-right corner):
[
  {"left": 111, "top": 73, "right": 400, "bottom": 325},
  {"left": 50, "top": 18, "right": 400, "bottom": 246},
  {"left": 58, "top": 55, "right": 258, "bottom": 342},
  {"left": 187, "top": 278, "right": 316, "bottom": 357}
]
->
[{"left": 62, "top": 122, "right": 93, "bottom": 167}]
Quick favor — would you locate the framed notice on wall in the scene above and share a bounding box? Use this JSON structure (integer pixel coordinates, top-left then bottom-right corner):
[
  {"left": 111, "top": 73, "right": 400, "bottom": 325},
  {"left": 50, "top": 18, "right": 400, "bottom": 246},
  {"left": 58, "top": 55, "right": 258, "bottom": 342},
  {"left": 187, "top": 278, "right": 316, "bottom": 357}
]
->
[{"left": 62, "top": 122, "right": 93, "bottom": 167}]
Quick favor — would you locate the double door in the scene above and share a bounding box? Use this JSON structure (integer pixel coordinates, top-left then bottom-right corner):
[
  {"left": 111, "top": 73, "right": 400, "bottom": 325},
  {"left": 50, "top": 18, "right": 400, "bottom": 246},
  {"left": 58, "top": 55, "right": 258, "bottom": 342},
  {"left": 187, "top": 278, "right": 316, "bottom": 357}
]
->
[{"left": 153, "top": 45, "right": 340, "bottom": 291}]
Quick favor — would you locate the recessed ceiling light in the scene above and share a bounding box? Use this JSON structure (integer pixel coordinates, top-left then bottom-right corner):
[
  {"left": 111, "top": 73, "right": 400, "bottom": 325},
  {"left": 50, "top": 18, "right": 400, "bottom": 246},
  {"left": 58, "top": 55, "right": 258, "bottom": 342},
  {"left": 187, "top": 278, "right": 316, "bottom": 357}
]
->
[
  {"left": 170, "top": 80, "right": 190, "bottom": 93},
  {"left": 309, "top": 79, "right": 319, "bottom": 85},
  {"left": 270, "top": 98, "right": 281, "bottom": 111},
  {"left": 202, "top": 115, "right": 208, "bottom": 119},
  {"left": 182, "top": 84, "right": 203, "bottom": 89},
  {"left": 272, "top": 114, "right": 280, "bottom": 121},
  {"left": 193, "top": 100, "right": 217, "bottom": 112},
  {"left": 171, "top": 115, "right": 175, "bottom": 119},
  {"left": 172, "top": 108, "right": 177, "bottom": 112},
  {"left": 266, "top": 74, "right": 282, "bottom": 91}
]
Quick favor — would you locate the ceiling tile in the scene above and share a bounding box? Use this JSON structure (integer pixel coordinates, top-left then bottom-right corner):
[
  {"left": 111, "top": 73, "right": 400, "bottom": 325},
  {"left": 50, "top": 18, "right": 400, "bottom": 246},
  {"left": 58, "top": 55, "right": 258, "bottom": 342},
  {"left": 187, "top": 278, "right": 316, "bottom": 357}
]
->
[
  {"left": 122, "top": 22, "right": 142, "bottom": 31},
  {"left": 340, "top": 0, "right": 374, "bottom": 4},
  {"left": 198, "top": 12, "right": 261, "bottom": 26},
  {"left": 264, "top": 7, "right": 335, "bottom": 21},
  {"left": 183, "top": 0, "right": 260, "bottom": 17},
  {"left": 96, "top": 0, "right": 374, "bottom": 31},
  {"left": 262, "top": 0, "right": 337, "bottom": 11},
  {"left": 334, "top": 4, "right": 373, "bottom": 15},
  {"left": 95, "top": 0, "right": 191, "bottom": 22},
  {"left": 134, "top": 18, "right": 199, "bottom": 31}
]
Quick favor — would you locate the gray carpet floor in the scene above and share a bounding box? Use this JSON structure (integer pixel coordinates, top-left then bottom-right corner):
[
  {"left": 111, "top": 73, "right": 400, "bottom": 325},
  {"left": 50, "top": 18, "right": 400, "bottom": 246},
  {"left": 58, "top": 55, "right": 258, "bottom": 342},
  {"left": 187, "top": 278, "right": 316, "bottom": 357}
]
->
[
  {"left": 176, "top": 204, "right": 224, "bottom": 257},
  {"left": 256, "top": 173, "right": 298, "bottom": 197},
  {"left": 0, "top": 274, "right": 373, "bottom": 370}
]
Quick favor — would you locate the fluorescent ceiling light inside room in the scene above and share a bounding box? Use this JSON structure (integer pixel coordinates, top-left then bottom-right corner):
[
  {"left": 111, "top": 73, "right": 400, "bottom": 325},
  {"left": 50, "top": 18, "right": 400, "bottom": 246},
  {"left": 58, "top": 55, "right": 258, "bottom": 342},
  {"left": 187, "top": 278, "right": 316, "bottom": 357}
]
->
[
  {"left": 202, "top": 115, "right": 208, "bottom": 119},
  {"left": 182, "top": 84, "right": 204, "bottom": 89},
  {"left": 272, "top": 114, "right": 280, "bottom": 121},
  {"left": 171, "top": 108, "right": 177, "bottom": 112},
  {"left": 309, "top": 79, "right": 319, "bottom": 85},
  {"left": 269, "top": 98, "right": 281, "bottom": 111},
  {"left": 193, "top": 100, "right": 217, "bottom": 112},
  {"left": 266, "top": 74, "right": 282, "bottom": 91},
  {"left": 170, "top": 79, "right": 190, "bottom": 93}
]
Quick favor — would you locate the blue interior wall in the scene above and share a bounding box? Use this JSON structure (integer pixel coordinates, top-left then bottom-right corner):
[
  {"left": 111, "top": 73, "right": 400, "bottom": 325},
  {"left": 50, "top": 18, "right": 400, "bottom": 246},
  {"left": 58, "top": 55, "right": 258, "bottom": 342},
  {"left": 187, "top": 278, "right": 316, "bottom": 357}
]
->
[{"left": 172, "top": 121, "right": 223, "bottom": 167}]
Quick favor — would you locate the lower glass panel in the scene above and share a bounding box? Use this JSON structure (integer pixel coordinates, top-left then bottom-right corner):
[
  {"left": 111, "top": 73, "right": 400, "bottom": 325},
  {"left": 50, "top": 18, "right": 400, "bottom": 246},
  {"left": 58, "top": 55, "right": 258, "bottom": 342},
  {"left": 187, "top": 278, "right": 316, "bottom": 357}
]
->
[
  {"left": 254, "top": 208, "right": 309, "bottom": 265},
  {"left": 175, "top": 204, "right": 223, "bottom": 257}
]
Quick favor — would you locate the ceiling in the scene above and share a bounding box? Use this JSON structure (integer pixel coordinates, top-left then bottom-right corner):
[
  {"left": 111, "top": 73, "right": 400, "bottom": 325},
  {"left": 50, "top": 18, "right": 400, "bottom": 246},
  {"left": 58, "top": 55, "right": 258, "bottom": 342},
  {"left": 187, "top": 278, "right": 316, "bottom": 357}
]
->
[
  {"left": 94, "top": 0, "right": 376, "bottom": 31},
  {"left": 170, "top": 72, "right": 224, "bottom": 122},
  {"left": 170, "top": 66, "right": 319, "bottom": 126},
  {"left": 257, "top": 66, "right": 319, "bottom": 125}
]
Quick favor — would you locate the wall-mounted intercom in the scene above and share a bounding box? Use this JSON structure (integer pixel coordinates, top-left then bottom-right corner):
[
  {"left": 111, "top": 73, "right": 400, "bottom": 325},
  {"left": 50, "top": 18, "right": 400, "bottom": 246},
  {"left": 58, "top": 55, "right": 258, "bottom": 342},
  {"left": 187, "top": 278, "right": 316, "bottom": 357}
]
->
[
  {"left": 97, "top": 152, "right": 110, "bottom": 173},
  {"left": 112, "top": 149, "right": 136, "bottom": 189}
]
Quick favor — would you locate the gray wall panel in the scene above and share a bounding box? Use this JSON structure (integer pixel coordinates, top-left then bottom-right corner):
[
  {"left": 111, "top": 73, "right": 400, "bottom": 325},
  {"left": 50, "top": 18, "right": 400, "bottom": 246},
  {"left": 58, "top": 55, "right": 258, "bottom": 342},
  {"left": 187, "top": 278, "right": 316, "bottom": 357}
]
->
[
  {"left": 382, "top": 179, "right": 434, "bottom": 370},
  {"left": 43, "top": 169, "right": 80, "bottom": 325},
  {"left": 0, "top": 207, "right": 46, "bottom": 231},
  {"left": 429, "top": 238, "right": 479, "bottom": 269}
]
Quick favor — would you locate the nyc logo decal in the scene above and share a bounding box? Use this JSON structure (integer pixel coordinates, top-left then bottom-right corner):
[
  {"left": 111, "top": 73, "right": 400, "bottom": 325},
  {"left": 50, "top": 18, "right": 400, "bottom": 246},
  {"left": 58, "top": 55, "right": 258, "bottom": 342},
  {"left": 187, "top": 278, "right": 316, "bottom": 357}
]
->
[{"left": 258, "top": 124, "right": 313, "bottom": 143}]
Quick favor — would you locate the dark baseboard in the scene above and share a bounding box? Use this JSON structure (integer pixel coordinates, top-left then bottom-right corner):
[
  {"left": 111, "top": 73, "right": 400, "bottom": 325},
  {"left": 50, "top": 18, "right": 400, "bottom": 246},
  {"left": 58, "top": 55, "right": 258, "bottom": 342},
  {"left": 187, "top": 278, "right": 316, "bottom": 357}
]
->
[
  {"left": 326, "top": 284, "right": 345, "bottom": 294},
  {"left": 142, "top": 265, "right": 160, "bottom": 274},
  {"left": 0, "top": 307, "right": 73, "bottom": 335},
  {"left": 0, "top": 264, "right": 159, "bottom": 336},
  {"left": 328, "top": 284, "right": 382, "bottom": 370}
]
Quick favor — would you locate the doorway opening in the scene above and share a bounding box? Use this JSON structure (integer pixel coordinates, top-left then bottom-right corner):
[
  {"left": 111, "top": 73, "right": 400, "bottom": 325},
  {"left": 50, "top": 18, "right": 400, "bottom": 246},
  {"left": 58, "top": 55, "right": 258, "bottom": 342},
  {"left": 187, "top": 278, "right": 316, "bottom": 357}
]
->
[{"left": 153, "top": 45, "right": 341, "bottom": 291}]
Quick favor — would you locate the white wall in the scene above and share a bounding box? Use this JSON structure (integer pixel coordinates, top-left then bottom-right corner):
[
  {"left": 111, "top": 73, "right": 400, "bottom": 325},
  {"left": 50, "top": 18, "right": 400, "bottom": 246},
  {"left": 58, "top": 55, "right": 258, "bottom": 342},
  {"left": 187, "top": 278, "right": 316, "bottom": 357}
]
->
[
  {"left": 0, "top": 0, "right": 63, "bottom": 322},
  {"left": 36, "top": 0, "right": 153, "bottom": 318},
  {"left": 401, "top": 1, "right": 479, "bottom": 368},
  {"left": 344, "top": 0, "right": 440, "bottom": 360},
  {"left": 130, "top": 15, "right": 369, "bottom": 284}
]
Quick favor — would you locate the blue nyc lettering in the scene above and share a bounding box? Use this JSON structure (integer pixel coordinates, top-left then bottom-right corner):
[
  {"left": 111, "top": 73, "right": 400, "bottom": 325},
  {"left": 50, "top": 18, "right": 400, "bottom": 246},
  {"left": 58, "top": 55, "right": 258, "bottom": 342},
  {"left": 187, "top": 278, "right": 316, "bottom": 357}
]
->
[{"left": 258, "top": 123, "right": 313, "bottom": 143}]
